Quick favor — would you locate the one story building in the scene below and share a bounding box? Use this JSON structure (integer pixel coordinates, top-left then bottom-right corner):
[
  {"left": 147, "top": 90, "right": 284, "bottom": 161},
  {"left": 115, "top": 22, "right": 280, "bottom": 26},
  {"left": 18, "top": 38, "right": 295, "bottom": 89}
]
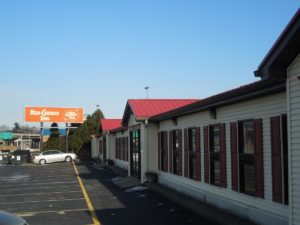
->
[{"left": 92, "top": 8, "right": 300, "bottom": 225}]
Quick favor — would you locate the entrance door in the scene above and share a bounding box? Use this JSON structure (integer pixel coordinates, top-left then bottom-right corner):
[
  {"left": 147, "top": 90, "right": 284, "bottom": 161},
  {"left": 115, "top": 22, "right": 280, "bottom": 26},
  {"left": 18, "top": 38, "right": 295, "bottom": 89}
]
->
[{"left": 130, "top": 130, "right": 141, "bottom": 179}]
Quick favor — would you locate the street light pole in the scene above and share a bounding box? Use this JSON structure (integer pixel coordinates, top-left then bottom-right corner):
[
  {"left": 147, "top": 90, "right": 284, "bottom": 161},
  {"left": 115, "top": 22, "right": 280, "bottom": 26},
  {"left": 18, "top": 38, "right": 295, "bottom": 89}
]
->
[{"left": 144, "top": 86, "right": 150, "bottom": 99}]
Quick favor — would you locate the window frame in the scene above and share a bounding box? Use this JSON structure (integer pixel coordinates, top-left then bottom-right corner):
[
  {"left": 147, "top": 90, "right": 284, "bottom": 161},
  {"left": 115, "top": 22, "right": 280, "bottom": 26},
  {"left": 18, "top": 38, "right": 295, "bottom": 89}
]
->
[
  {"left": 172, "top": 130, "right": 179, "bottom": 175},
  {"left": 188, "top": 127, "right": 197, "bottom": 180},
  {"left": 238, "top": 120, "right": 255, "bottom": 196},
  {"left": 209, "top": 124, "right": 221, "bottom": 186}
]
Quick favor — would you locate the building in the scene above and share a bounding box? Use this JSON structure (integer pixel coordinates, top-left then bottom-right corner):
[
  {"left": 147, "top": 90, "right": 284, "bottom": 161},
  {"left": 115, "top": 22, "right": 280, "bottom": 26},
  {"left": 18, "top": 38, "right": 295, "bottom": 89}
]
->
[{"left": 93, "top": 8, "right": 300, "bottom": 225}]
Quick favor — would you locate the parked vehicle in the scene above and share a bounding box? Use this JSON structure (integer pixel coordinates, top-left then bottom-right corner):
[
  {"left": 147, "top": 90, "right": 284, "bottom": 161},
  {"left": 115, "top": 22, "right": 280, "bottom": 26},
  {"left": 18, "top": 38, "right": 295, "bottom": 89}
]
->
[
  {"left": 0, "top": 150, "right": 11, "bottom": 164},
  {"left": 0, "top": 211, "right": 28, "bottom": 225},
  {"left": 10, "top": 150, "right": 31, "bottom": 164},
  {"left": 32, "top": 150, "right": 77, "bottom": 165}
]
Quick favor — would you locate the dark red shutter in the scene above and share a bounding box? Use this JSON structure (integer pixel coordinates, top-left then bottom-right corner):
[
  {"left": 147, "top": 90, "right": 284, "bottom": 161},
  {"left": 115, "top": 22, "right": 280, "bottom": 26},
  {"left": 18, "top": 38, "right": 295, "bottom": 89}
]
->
[
  {"left": 195, "top": 127, "right": 201, "bottom": 181},
  {"left": 220, "top": 124, "right": 227, "bottom": 188},
  {"left": 164, "top": 132, "right": 169, "bottom": 172},
  {"left": 184, "top": 129, "right": 189, "bottom": 177},
  {"left": 158, "top": 132, "right": 161, "bottom": 170},
  {"left": 169, "top": 131, "right": 173, "bottom": 173},
  {"left": 271, "top": 116, "right": 283, "bottom": 203},
  {"left": 230, "top": 122, "right": 238, "bottom": 191},
  {"left": 254, "top": 119, "right": 264, "bottom": 198},
  {"left": 204, "top": 126, "right": 210, "bottom": 183},
  {"left": 178, "top": 129, "right": 183, "bottom": 176}
]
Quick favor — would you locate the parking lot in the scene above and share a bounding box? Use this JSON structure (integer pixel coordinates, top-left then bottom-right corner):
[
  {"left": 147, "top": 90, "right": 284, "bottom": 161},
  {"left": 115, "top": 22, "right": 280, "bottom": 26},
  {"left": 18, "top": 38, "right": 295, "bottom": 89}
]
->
[
  {"left": 0, "top": 162, "right": 218, "bottom": 225},
  {"left": 0, "top": 163, "right": 93, "bottom": 225}
]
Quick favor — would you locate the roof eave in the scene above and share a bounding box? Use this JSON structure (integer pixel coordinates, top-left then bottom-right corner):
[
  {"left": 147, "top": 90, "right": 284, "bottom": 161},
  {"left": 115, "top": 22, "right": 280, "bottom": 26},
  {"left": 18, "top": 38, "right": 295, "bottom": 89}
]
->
[
  {"left": 150, "top": 80, "right": 285, "bottom": 122},
  {"left": 255, "top": 8, "right": 300, "bottom": 79}
]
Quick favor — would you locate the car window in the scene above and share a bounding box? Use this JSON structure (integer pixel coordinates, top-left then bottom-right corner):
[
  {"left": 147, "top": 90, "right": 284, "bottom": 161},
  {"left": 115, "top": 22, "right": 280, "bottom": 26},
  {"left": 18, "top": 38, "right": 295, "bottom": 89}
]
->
[
  {"left": 42, "top": 151, "right": 52, "bottom": 155},
  {"left": 52, "top": 150, "right": 62, "bottom": 154}
]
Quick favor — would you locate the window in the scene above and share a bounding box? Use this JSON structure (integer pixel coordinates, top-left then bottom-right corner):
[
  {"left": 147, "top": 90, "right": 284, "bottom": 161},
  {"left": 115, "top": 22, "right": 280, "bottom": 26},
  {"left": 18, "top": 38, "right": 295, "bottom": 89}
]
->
[
  {"left": 238, "top": 120, "right": 255, "bottom": 195},
  {"left": 115, "top": 137, "right": 128, "bottom": 161},
  {"left": 172, "top": 130, "right": 179, "bottom": 174},
  {"left": 209, "top": 125, "right": 221, "bottom": 186},
  {"left": 188, "top": 128, "right": 196, "bottom": 179}
]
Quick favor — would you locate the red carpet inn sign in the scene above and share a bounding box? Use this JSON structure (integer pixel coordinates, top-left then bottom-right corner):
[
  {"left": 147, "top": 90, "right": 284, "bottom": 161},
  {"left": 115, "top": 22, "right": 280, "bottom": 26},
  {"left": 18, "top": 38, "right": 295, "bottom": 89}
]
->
[{"left": 24, "top": 107, "right": 84, "bottom": 123}]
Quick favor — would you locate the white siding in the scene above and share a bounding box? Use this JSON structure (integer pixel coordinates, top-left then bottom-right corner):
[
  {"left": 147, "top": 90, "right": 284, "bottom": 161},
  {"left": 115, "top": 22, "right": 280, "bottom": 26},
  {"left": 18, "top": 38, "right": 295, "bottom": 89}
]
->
[
  {"left": 287, "top": 54, "right": 300, "bottom": 225},
  {"left": 147, "top": 122, "right": 159, "bottom": 173},
  {"left": 91, "top": 137, "right": 100, "bottom": 159},
  {"left": 159, "top": 92, "right": 287, "bottom": 225},
  {"left": 106, "top": 134, "right": 115, "bottom": 160}
]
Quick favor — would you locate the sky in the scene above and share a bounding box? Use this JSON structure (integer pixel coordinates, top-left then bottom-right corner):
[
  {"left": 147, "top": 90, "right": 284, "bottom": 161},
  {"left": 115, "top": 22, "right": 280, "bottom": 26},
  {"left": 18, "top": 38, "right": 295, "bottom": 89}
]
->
[{"left": 0, "top": 1, "right": 299, "bottom": 128}]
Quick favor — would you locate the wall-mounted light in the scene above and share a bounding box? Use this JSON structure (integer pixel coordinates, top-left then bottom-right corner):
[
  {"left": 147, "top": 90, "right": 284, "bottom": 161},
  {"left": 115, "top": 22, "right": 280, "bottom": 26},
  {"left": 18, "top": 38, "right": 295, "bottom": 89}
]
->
[
  {"left": 209, "top": 108, "right": 217, "bottom": 119},
  {"left": 172, "top": 117, "right": 177, "bottom": 126}
]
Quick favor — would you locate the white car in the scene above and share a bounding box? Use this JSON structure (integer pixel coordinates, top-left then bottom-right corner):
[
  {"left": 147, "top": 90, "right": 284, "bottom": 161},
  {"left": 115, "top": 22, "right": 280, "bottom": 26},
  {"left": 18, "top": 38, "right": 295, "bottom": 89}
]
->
[{"left": 32, "top": 150, "right": 77, "bottom": 165}]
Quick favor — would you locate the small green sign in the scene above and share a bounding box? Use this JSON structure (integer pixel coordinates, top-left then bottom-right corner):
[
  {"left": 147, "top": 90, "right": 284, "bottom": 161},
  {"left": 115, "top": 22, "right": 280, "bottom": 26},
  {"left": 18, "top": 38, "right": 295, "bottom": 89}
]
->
[{"left": 0, "top": 132, "right": 13, "bottom": 140}]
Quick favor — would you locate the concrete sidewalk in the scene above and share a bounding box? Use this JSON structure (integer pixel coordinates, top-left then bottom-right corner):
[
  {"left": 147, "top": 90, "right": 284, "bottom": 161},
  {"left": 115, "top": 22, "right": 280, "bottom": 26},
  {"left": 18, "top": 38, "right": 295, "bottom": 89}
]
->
[
  {"left": 145, "top": 182, "right": 256, "bottom": 225},
  {"left": 94, "top": 161, "right": 256, "bottom": 225}
]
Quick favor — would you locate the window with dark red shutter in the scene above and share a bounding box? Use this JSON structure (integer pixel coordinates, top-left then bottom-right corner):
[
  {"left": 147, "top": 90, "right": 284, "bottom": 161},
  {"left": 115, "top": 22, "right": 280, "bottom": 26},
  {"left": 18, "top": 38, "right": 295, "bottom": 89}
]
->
[{"left": 237, "top": 119, "right": 264, "bottom": 198}]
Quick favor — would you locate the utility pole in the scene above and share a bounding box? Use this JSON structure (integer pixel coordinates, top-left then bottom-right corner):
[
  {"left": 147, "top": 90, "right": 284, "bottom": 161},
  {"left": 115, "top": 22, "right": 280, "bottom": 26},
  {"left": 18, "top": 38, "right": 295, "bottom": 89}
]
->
[{"left": 144, "top": 86, "right": 150, "bottom": 99}]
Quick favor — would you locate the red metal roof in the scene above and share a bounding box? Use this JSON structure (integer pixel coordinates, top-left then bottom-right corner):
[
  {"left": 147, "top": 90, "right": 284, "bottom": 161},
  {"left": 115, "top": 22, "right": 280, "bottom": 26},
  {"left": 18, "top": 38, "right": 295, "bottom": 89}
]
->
[
  {"left": 100, "top": 119, "right": 122, "bottom": 132},
  {"left": 128, "top": 99, "right": 199, "bottom": 119}
]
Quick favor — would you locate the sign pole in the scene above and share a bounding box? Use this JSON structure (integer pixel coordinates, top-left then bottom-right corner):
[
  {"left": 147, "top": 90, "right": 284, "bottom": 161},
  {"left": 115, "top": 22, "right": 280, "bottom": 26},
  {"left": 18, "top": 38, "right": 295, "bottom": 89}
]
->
[
  {"left": 66, "top": 123, "right": 68, "bottom": 153},
  {"left": 40, "top": 122, "right": 43, "bottom": 152}
]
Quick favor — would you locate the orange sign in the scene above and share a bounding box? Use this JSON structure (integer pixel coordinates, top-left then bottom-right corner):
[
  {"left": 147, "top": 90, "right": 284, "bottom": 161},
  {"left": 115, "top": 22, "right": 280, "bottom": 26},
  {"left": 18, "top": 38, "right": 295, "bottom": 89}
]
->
[{"left": 25, "top": 107, "right": 84, "bottom": 123}]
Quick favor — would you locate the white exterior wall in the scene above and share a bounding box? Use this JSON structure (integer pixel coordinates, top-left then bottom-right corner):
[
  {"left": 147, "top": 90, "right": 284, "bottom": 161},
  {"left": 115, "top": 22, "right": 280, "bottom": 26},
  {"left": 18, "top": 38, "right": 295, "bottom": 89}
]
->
[
  {"left": 158, "top": 92, "right": 287, "bottom": 225},
  {"left": 106, "top": 134, "right": 115, "bottom": 161},
  {"left": 91, "top": 137, "right": 100, "bottom": 159},
  {"left": 287, "top": 54, "right": 300, "bottom": 225},
  {"left": 146, "top": 122, "right": 159, "bottom": 173}
]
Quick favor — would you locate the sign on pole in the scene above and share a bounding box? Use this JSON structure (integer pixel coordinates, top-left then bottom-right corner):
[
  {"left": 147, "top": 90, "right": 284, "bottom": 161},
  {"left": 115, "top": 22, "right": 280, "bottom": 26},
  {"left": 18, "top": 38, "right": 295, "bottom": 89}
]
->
[
  {"left": 24, "top": 107, "right": 84, "bottom": 123},
  {"left": 0, "top": 132, "right": 13, "bottom": 140}
]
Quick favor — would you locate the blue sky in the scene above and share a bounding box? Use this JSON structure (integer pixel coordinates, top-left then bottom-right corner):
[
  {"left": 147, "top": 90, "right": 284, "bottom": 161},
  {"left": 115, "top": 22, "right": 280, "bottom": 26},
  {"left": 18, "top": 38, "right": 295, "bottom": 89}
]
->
[{"left": 0, "top": 1, "right": 299, "bottom": 127}]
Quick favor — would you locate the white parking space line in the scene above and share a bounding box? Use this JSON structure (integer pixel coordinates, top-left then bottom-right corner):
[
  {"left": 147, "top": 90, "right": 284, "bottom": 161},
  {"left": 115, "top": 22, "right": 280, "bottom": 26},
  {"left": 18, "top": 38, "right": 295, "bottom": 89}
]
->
[
  {"left": 0, "top": 190, "right": 82, "bottom": 197},
  {"left": 0, "top": 197, "right": 85, "bottom": 205},
  {"left": 0, "top": 180, "right": 78, "bottom": 187},
  {"left": 15, "top": 208, "right": 90, "bottom": 217},
  {"left": 3, "top": 185, "right": 81, "bottom": 192}
]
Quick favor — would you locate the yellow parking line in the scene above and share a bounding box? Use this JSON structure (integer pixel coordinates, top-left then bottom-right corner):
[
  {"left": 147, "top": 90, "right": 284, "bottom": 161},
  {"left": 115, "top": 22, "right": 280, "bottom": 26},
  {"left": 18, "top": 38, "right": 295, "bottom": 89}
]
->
[{"left": 72, "top": 162, "right": 101, "bottom": 225}]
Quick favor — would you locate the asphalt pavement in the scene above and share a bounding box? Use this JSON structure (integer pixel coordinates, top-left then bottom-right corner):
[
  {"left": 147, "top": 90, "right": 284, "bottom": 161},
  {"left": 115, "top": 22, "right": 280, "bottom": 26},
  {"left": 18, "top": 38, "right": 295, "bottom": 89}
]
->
[{"left": 0, "top": 162, "right": 220, "bottom": 225}]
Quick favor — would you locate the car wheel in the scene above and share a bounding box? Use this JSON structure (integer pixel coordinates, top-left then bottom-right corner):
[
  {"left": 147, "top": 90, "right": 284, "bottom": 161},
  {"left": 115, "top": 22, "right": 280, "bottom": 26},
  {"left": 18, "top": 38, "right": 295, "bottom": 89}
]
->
[
  {"left": 39, "top": 159, "right": 46, "bottom": 165},
  {"left": 65, "top": 156, "right": 72, "bottom": 163}
]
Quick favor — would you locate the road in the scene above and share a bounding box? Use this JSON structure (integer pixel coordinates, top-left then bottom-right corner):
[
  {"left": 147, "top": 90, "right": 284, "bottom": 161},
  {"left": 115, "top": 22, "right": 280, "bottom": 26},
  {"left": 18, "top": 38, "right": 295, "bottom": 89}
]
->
[{"left": 0, "top": 162, "right": 218, "bottom": 225}]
